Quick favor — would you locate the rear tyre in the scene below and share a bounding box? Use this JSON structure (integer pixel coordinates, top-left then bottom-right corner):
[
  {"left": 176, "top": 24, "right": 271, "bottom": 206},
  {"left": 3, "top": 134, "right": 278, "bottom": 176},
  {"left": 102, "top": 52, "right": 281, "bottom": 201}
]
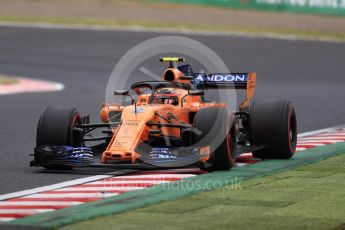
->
[
  {"left": 249, "top": 100, "right": 297, "bottom": 159},
  {"left": 36, "top": 106, "right": 82, "bottom": 169},
  {"left": 193, "top": 107, "right": 236, "bottom": 172}
]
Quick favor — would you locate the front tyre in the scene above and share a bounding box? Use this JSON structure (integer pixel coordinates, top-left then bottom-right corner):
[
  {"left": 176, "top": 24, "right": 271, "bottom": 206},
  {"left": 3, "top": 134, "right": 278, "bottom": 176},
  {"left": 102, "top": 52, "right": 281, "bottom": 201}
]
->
[
  {"left": 193, "top": 107, "right": 236, "bottom": 172},
  {"left": 36, "top": 106, "right": 82, "bottom": 169}
]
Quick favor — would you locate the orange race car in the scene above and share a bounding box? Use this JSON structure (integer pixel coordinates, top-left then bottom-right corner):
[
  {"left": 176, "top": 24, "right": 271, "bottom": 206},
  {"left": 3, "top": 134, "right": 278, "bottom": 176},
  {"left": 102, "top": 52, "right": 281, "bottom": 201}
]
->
[{"left": 31, "top": 57, "right": 297, "bottom": 172}]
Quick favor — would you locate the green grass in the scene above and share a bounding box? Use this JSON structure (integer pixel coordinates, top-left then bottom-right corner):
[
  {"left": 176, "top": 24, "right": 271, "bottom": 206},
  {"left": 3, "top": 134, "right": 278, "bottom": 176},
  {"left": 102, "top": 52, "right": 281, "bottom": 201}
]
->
[
  {"left": 61, "top": 153, "right": 345, "bottom": 230},
  {"left": 1, "top": 15, "right": 345, "bottom": 42},
  {"left": 0, "top": 75, "right": 17, "bottom": 85}
]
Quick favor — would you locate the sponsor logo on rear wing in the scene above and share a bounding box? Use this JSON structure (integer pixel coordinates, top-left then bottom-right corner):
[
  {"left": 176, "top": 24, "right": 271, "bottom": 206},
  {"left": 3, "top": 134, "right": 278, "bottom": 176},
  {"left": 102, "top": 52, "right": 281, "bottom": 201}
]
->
[
  {"left": 192, "top": 73, "right": 252, "bottom": 89},
  {"left": 192, "top": 72, "right": 257, "bottom": 109}
]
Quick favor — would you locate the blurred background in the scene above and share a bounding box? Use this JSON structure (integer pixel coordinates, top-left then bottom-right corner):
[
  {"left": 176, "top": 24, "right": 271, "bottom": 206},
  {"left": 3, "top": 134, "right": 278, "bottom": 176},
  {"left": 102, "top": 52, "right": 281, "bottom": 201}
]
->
[{"left": 0, "top": 0, "right": 345, "bottom": 39}]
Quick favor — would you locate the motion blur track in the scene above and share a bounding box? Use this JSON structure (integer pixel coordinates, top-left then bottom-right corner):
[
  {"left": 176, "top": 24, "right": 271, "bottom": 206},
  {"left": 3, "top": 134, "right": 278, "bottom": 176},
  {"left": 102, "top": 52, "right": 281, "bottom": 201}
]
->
[{"left": 0, "top": 25, "right": 344, "bottom": 195}]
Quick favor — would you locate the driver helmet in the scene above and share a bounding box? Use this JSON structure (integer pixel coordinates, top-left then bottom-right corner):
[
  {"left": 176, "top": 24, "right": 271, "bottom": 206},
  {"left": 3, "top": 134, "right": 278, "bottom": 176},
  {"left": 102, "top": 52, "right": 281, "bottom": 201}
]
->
[{"left": 154, "top": 88, "right": 178, "bottom": 105}]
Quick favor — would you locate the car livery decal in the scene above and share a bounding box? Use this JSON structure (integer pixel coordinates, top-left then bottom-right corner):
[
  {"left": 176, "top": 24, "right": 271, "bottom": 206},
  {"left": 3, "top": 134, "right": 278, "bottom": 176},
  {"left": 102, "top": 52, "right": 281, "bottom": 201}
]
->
[{"left": 194, "top": 73, "right": 248, "bottom": 82}]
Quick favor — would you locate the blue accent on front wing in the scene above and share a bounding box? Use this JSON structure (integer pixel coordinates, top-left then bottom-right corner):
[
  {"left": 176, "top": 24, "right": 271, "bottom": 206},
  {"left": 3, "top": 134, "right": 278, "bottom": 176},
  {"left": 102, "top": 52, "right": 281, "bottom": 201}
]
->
[
  {"left": 45, "top": 146, "right": 94, "bottom": 166},
  {"left": 138, "top": 147, "right": 201, "bottom": 167}
]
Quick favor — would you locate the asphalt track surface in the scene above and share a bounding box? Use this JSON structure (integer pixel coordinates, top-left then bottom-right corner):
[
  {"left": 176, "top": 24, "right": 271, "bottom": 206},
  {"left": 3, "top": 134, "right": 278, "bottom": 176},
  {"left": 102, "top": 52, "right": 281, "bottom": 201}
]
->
[{"left": 0, "top": 26, "right": 344, "bottom": 195}]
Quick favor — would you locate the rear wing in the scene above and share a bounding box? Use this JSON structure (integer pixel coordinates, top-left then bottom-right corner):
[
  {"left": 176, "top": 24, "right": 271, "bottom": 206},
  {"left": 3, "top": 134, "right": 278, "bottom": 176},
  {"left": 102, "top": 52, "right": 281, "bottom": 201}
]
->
[{"left": 192, "top": 72, "right": 256, "bottom": 110}]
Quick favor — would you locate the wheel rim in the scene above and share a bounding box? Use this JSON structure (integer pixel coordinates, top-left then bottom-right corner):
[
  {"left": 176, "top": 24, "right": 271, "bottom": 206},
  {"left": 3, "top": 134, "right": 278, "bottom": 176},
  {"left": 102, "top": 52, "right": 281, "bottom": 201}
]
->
[
  {"left": 71, "top": 114, "right": 82, "bottom": 147},
  {"left": 289, "top": 113, "right": 297, "bottom": 151}
]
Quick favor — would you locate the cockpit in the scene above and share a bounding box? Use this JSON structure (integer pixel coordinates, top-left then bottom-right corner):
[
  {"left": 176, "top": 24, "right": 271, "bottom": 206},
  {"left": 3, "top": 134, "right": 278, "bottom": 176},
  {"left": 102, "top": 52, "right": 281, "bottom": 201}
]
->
[{"left": 152, "top": 88, "right": 179, "bottom": 105}]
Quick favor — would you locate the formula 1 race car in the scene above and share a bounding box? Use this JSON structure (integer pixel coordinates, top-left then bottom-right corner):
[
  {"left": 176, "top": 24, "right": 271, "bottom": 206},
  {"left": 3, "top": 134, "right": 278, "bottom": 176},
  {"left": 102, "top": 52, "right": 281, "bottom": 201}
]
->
[{"left": 31, "top": 57, "right": 297, "bottom": 172}]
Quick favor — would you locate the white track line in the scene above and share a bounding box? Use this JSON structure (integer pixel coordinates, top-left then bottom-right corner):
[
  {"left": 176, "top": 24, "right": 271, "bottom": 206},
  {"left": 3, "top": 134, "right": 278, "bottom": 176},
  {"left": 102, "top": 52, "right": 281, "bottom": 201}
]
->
[
  {"left": 0, "top": 218, "right": 15, "bottom": 222},
  {"left": 0, "top": 175, "right": 112, "bottom": 201},
  {"left": 297, "top": 143, "right": 326, "bottom": 147},
  {"left": 239, "top": 153, "right": 252, "bottom": 157},
  {"left": 296, "top": 147, "right": 307, "bottom": 151},
  {"left": 87, "top": 180, "right": 170, "bottom": 185},
  {"left": 316, "top": 133, "right": 345, "bottom": 136},
  {"left": 0, "top": 209, "right": 54, "bottom": 214},
  {"left": 114, "top": 174, "right": 196, "bottom": 179},
  {"left": 0, "top": 201, "right": 82, "bottom": 206},
  {"left": 26, "top": 193, "right": 118, "bottom": 198},
  {"left": 299, "top": 137, "right": 345, "bottom": 141},
  {"left": 312, "top": 135, "right": 345, "bottom": 138},
  {"left": 297, "top": 140, "right": 342, "bottom": 144},
  {"left": 55, "top": 187, "right": 144, "bottom": 192},
  {"left": 298, "top": 125, "right": 345, "bottom": 137}
]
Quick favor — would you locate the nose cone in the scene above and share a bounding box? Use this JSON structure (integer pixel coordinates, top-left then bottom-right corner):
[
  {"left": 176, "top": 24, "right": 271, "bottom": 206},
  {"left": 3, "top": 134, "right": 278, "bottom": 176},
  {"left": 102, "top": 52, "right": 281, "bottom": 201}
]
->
[
  {"left": 102, "top": 105, "right": 156, "bottom": 163},
  {"left": 122, "top": 105, "right": 155, "bottom": 120}
]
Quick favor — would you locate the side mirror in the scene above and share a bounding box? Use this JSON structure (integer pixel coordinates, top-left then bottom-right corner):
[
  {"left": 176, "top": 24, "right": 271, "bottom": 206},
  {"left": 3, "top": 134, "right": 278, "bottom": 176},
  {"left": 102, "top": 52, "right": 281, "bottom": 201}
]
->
[
  {"left": 188, "top": 90, "right": 204, "bottom": 96},
  {"left": 114, "top": 90, "right": 129, "bottom": 96},
  {"left": 114, "top": 90, "right": 135, "bottom": 104}
]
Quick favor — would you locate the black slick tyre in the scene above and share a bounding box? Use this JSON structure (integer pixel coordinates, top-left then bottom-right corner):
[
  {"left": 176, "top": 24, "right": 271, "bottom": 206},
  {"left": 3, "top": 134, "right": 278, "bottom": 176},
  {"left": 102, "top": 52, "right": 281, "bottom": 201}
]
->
[
  {"left": 36, "top": 106, "right": 82, "bottom": 169},
  {"left": 193, "top": 107, "right": 236, "bottom": 172},
  {"left": 249, "top": 100, "right": 297, "bottom": 159}
]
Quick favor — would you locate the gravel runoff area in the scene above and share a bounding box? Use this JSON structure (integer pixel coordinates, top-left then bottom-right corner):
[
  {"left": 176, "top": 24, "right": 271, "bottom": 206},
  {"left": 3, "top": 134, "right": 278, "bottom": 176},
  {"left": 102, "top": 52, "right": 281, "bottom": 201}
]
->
[{"left": 0, "top": 0, "right": 345, "bottom": 37}]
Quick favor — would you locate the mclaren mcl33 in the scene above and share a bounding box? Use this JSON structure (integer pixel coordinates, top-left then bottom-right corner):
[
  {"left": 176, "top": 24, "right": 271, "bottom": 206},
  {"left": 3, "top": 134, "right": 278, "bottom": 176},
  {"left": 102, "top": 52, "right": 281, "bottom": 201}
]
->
[{"left": 31, "top": 57, "right": 297, "bottom": 172}]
